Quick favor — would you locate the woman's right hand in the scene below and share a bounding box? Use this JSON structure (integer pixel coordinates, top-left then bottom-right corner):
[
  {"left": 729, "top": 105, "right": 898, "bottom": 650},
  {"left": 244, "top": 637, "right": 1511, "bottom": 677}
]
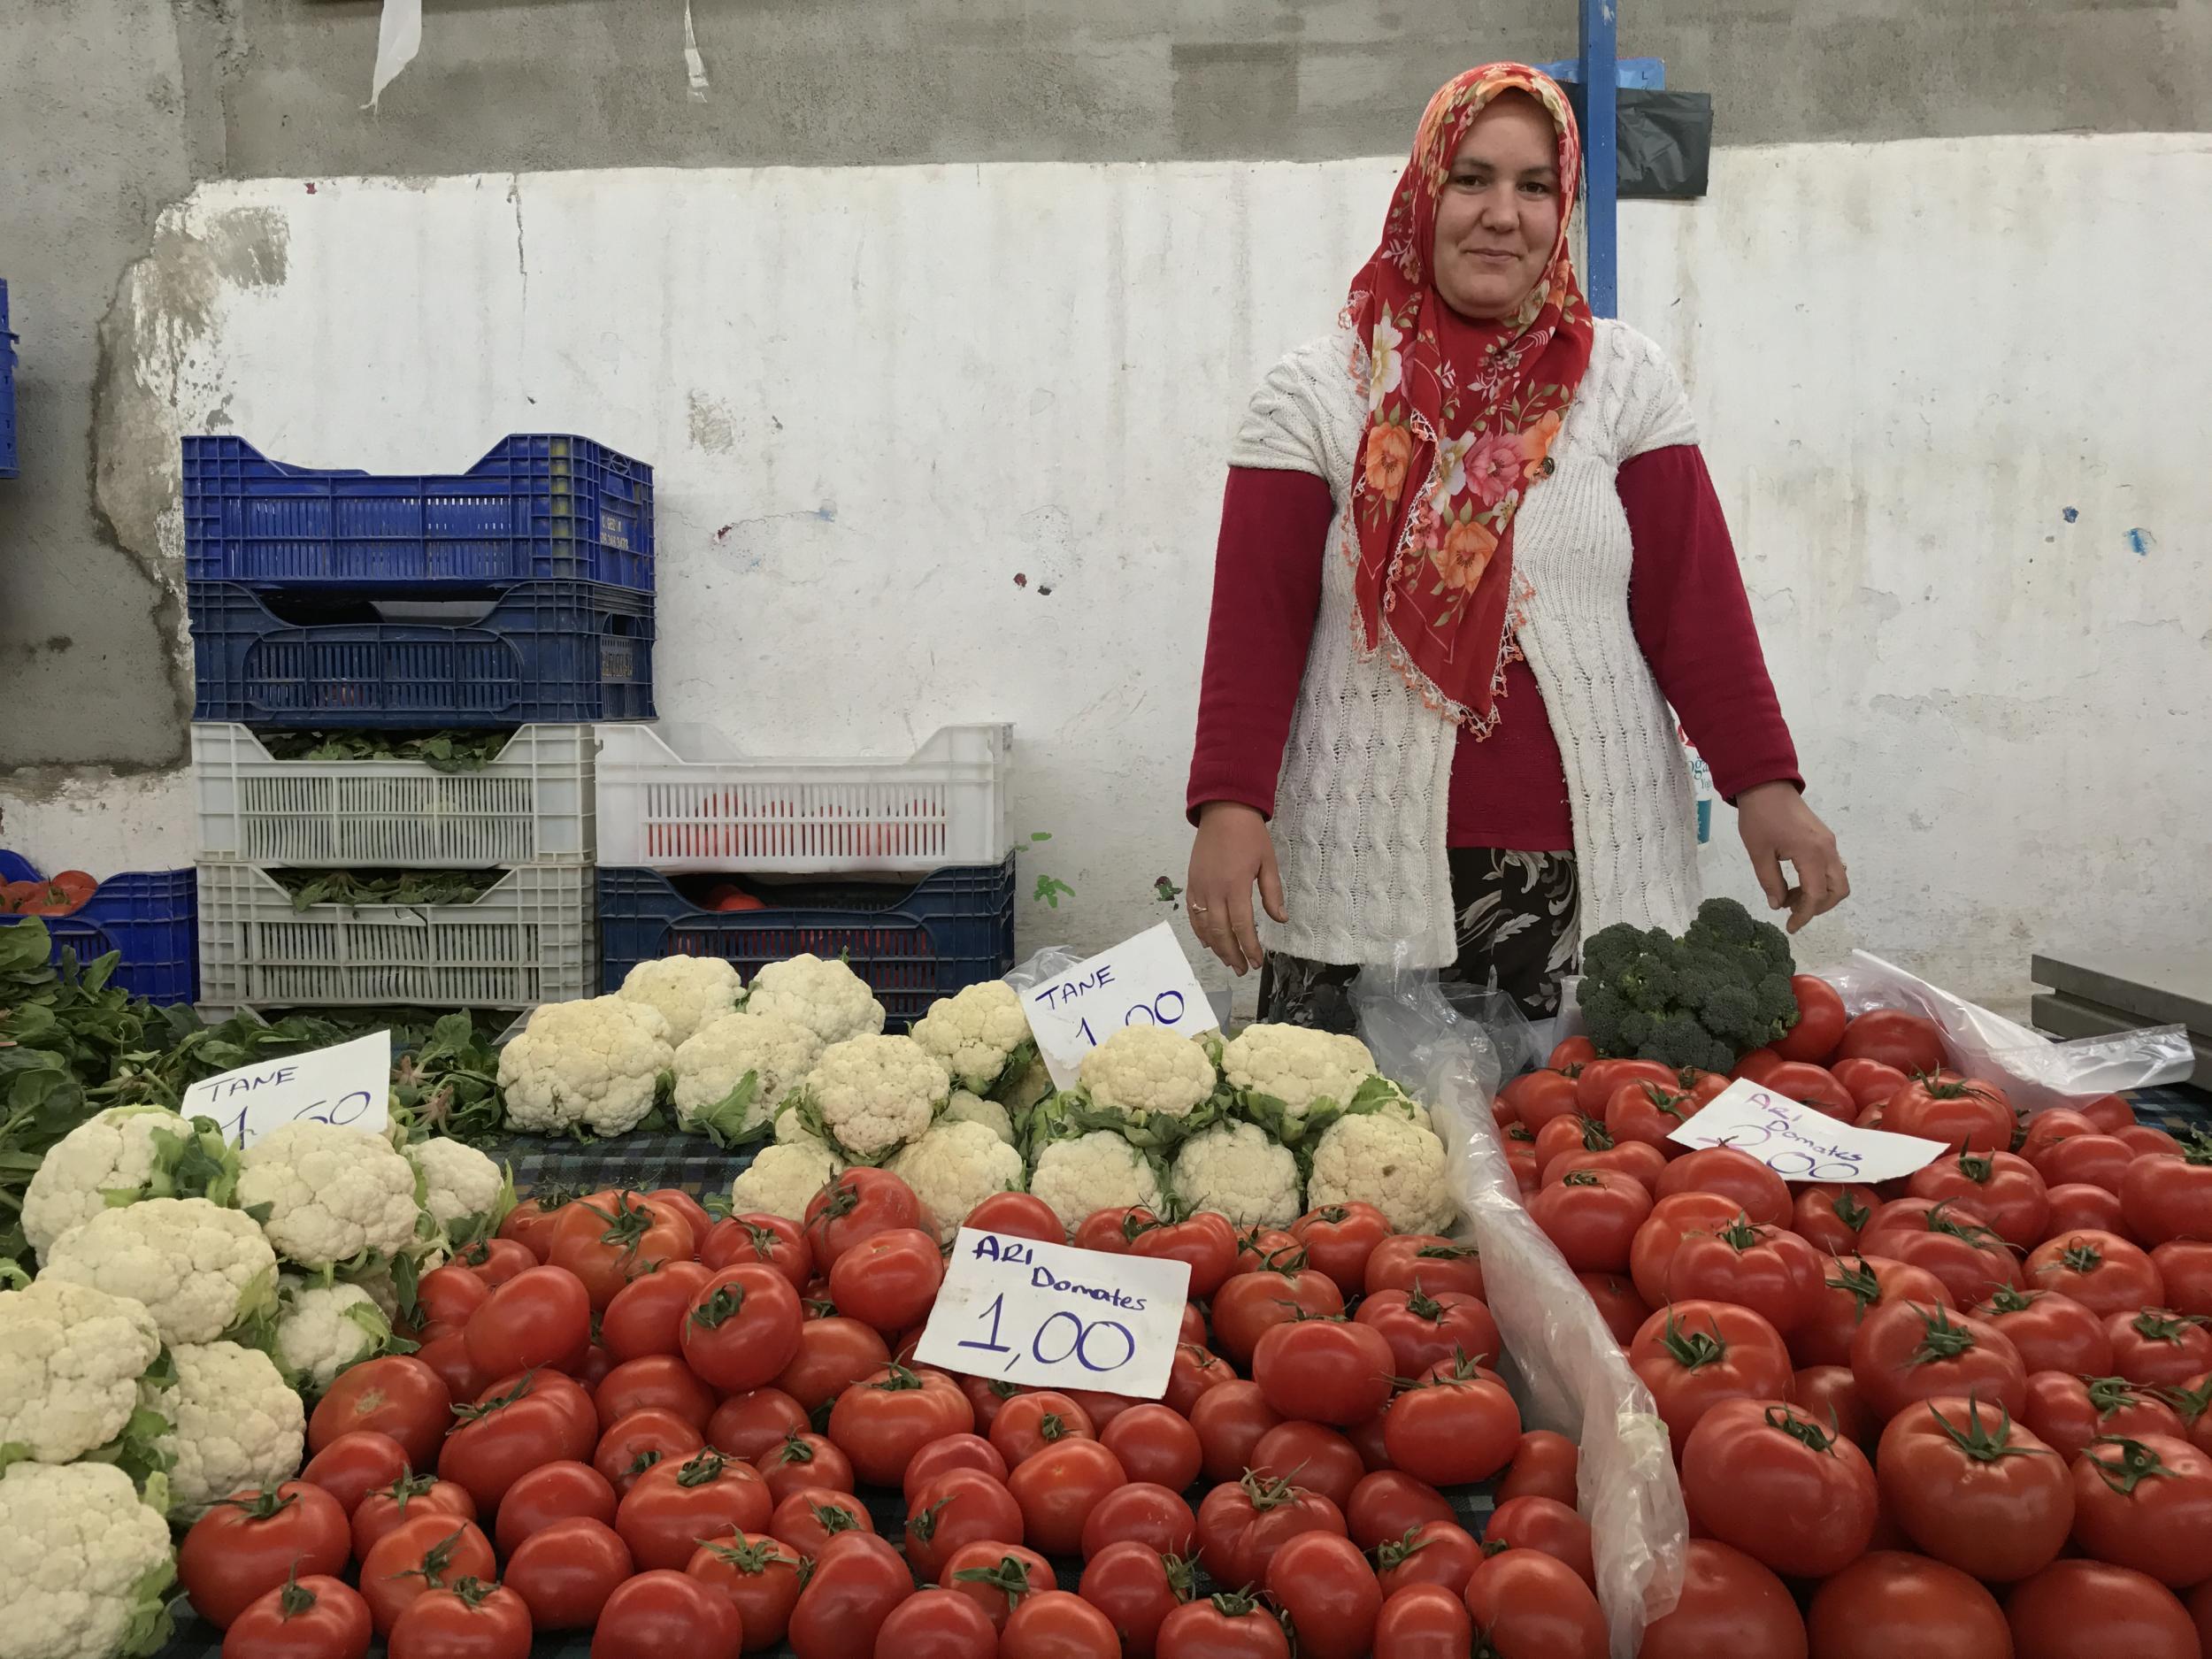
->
[{"left": 1186, "top": 802, "right": 1288, "bottom": 976}]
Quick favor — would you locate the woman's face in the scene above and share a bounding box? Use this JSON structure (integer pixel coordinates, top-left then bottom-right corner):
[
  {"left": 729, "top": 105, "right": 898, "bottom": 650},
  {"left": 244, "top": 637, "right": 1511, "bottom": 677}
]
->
[{"left": 1429, "top": 92, "right": 1563, "bottom": 321}]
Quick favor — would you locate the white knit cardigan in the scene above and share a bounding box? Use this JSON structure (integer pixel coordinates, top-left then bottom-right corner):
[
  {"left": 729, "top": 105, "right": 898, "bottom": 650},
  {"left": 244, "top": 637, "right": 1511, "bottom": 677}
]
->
[{"left": 1228, "top": 317, "right": 1705, "bottom": 970}]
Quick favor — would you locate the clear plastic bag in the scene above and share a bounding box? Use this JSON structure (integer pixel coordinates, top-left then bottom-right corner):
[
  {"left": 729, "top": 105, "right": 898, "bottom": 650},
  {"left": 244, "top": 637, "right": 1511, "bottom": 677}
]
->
[
  {"left": 1355, "top": 962, "right": 1685, "bottom": 1659},
  {"left": 1819, "top": 950, "right": 2194, "bottom": 1116}
]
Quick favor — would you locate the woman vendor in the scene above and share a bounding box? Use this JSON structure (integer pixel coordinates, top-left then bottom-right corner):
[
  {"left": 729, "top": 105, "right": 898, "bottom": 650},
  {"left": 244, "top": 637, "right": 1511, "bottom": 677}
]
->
[{"left": 1184, "top": 63, "right": 1847, "bottom": 1028}]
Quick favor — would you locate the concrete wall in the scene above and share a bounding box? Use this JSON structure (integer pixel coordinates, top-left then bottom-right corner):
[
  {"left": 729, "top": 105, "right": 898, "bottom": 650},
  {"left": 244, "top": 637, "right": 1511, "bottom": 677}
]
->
[{"left": 12, "top": 132, "right": 2208, "bottom": 1017}]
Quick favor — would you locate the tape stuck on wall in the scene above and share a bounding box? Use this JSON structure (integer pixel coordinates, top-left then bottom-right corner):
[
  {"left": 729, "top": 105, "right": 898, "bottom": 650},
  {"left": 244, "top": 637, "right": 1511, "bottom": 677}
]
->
[
  {"left": 683, "top": 0, "right": 711, "bottom": 100},
  {"left": 368, "top": 0, "right": 422, "bottom": 110}
]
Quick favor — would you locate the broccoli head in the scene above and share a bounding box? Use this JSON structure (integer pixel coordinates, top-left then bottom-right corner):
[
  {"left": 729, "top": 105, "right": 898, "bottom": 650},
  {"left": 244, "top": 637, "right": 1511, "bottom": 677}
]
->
[{"left": 1578, "top": 898, "right": 1799, "bottom": 1069}]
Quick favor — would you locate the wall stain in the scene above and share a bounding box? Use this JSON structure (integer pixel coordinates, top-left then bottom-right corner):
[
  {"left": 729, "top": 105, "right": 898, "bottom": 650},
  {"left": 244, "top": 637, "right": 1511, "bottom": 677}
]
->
[{"left": 687, "top": 390, "right": 737, "bottom": 454}]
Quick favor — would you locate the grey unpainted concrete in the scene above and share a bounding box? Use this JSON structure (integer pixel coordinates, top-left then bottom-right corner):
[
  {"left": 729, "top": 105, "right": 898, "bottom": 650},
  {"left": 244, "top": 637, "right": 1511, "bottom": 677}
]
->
[{"left": 4, "top": 0, "right": 2210, "bottom": 772}]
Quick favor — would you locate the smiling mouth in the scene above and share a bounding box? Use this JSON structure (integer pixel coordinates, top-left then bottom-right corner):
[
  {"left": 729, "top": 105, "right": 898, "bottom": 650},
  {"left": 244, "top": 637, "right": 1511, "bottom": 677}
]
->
[{"left": 1464, "top": 250, "right": 1519, "bottom": 265}]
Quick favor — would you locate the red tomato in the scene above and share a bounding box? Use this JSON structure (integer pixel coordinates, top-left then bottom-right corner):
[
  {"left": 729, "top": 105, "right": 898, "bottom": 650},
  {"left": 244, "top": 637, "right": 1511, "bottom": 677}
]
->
[
  {"left": 1002, "top": 1590, "right": 1124, "bottom": 1659},
  {"left": 705, "top": 1387, "right": 810, "bottom": 1461},
  {"left": 617, "top": 1449, "right": 775, "bottom": 1571},
  {"left": 1848, "top": 1299, "right": 2027, "bottom": 1420},
  {"left": 1761, "top": 1060, "right": 1854, "bottom": 1119},
  {"left": 2021, "top": 1371, "right": 2183, "bottom": 1463},
  {"left": 2033, "top": 1133, "right": 2137, "bottom": 1194},
  {"left": 1908, "top": 1149, "right": 2049, "bottom": 1248},
  {"left": 700, "top": 1213, "right": 812, "bottom": 1290},
  {"left": 2045, "top": 1181, "right": 2133, "bottom": 1240},
  {"left": 1832, "top": 1056, "right": 1909, "bottom": 1110},
  {"left": 755, "top": 1429, "right": 856, "bottom": 1504},
  {"left": 1971, "top": 1286, "right": 2113, "bottom": 1374},
  {"left": 1874, "top": 1392, "right": 2070, "bottom": 1581},
  {"left": 960, "top": 1374, "right": 1023, "bottom": 1431},
  {"left": 1494, "top": 1431, "right": 1578, "bottom": 1509},
  {"left": 805, "top": 1169, "right": 929, "bottom": 1275},
  {"left": 787, "top": 1531, "right": 916, "bottom": 1659},
  {"left": 2079, "top": 1093, "right": 2139, "bottom": 1132},
  {"left": 1379, "top": 1377, "right": 1519, "bottom": 1487},
  {"left": 1834, "top": 1010, "right": 1946, "bottom": 1075},
  {"left": 1459, "top": 1549, "right": 1604, "bottom": 1659},
  {"left": 1354, "top": 1286, "right": 1502, "bottom": 1374},
  {"left": 1195, "top": 1471, "right": 1348, "bottom": 1587},
  {"left": 2123, "top": 1151, "right": 2212, "bottom": 1247},
  {"left": 989, "top": 1390, "right": 1098, "bottom": 1466},
  {"left": 2008, "top": 1560, "right": 2200, "bottom": 1659},
  {"left": 413, "top": 1330, "right": 488, "bottom": 1406},
  {"left": 829, "top": 1225, "right": 946, "bottom": 1333},
  {"left": 1786, "top": 1365, "right": 1878, "bottom": 1452},
  {"left": 493, "top": 1516, "right": 629, "bottom": 1632},
  {"left": 492, "top": 1461, "right": 618, "bottom": 1555},
  {"left": 1652, "top": 1148, "right": 1791, "bottom": 1226},
  {"left": 680, "top": 1264, "right": 805, "bottom": 1392},
  {"left": 595, "top": 1407, "right": 707, "bottom": 1496},
  {"left": 1634, "top": 1212, "right": 1809, "bottom": 1335},
  {"left": 1211, "top": 1260, "right": 1345, "bottom": 1369},
  {"left": 498, "top": 1194, "right": 567, "bottom": 1263},
  {"left": 1163, "top": 1341, "right": 1238, "bottom": 1417},
  {"left": 1363, "top": 1235, "right": 1486, "bottom": 1301},
  {"left": 601, "top": 1260, "right": 715, "bottom": 1360},
  {"left": 2108, "top": 1307, "right": 2212, "bottom": 1386},
  {"left": 1079, "top": 1480, "right": 1197, "bottom": 1561},
  {"left": 2070, "top": 1433, "right": 2212, "bottom": 1586},
  {"left": 1886, "top": 1076, "right": 2015, "bottom": 1154},
  {"left": 906, "top": 1469, "right": 1028, "bottom": 1584},
  {"left": 1784, "top": 1184, "right": 1875, "bottom": 1256},
  {"left": 888, "top": 1435, "right": 1005, "bottom": 1511},
  {"left": 388, "top": 1581, "right": 532, "bottom": 1659},
  {"left": 1078, "top": 1540, "right": 1187, "bottom": 1659},
  {"left": 1732, "top": 1048, "right": 1784, "bottom": 1082},
  {"left": 1527, "top": 1167, "right": 1652, "bottom": 1273},
  {"left": 775, "top": 1316, "right": 893, "bottom": 1412},
  {"left": 454, "top": 1236, "right": 537, "bottom": 1289},
  {"left": 1859, "top": 1199, "right": 2024, "bottom": 1306},
  {"left": 687, "top": 1532, "right": 805, "bottom": 1652},
  {"left": 941, "top": 1541, "right": 1056, "bottom": 1628},
  {"left": 414, "top": 1263, "right": 490, "bottom": 1332},
  {"left": 1602, "top": 1081, "right": 1701, "bottom": 1153},
  {"left": 1225, "top": 1421, "right": 1351, "bottom": 1514},
  {"left": 2025, "top": 1229, "right": 2164, "bottom": 1316},
  {"left": 357, "top": 1513, "right": 498, "bottom": 1636},
  {"left": 966, "top": 1191, "right": 1066, "bottom": 1244},
  {"left": 1372, "top": 1517, "right": 1479, "bottom": 1596},
  {"left": 1087, "top": 1404, "right": 1196, "bottom": 1493},
  {"left": 1252, "top": 1317, "right": 1395, "bottom": 1426},
  {"left": 1265, "top": 1531, "right": 1381, "bottom": 1659},
  {"left": 1485, "top": 1496, "right": 1595, "bottom": 1587},
  {"left": 642, "top": 1187, "right": 714, "bottom": 1251},
  {"left": 769, "top": 1486, "right": 875, "bottom": 1560},
  {"left": 1008, "top": 1438, "right": 1128, "bottom": 1555},
  {"left": 828, "top": 1363, "right": 977, "bottom": 1486},
  {"left": 354, "top": 1474, "right": 480, "bottom": 1562},
  {"left": 438, "top": 1371, "right": 597, "bottom": 1510},
  {"left": 549, "top": 1191, "right": 700, "bottom": 1311},
  {"left": 1677, "top": 1397, "right": 1877, "bottom": 1578},
  {"left": 1805, "top": 1552, "right": 2008, "bottom": 1659},
  {"left": 180, "top": 1483, "right": 352, "bottom": 1629},
  {"left": 309, "top": 1355, "right": 452, "bottom": 1471},
  {"left": 1574, "top": 1058, "right": 1676, "bottom": 1116},
  {"left": 1576, "top": 1271, "right": 1650, "bottom": 1348},
  {"left": 220, "top": 1574, "right": 373, "bottom": 1659},
  {"left": 1634, "top": 1540, "right": 1804, "bottom": 1659},
  {"left": 1626, "top": 1301, "right": 1793, "bottom": 1448},
  {"left": 1290, "top": 1202, "right": 1394, "bottom": 1298},
  {"left": 299, "top": 1430, "right": 411, "bottom": 1517},
  {"left": 1370, "top": 1584, "right": 1471, "bottom": 1659},
  {"left": 592, "top": 1570, "right": 742, "bottom": 1659},
  {"left": 2119, "top": 1124, "right": 2185, "bottom": 1160},
  {"left": 2020, "top": 1109, "right": 2105, "bottom": 1164},
  {"left": 1188, "top": 1381, "right": 1284, "bottom": 1485},
  {"left": 869, "top": 1586, "right": 999, "bottom": 1659},
  {"left": 1129, "top": 1212, "right": 1240, "bottom": 1301},
  {"left": 1775, "top": 975, "right": 1847, "bottom": 1063},
  {"left": 464, "top": 1265, "right": 591, "bottom": 1377},
  {"left": 595, "top": 1353, "right": 717, "bottom": 1432}
]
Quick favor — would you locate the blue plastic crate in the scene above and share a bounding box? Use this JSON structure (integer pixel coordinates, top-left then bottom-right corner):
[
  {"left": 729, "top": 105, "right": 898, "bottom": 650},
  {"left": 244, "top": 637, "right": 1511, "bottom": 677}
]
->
[
  {"left": 596, "top": 858, "right": 1016, "bottom": 1029},
  {"left": 0, "top": 851, "right": 198, "bottom": 1004},
  {"left": 181, "top": 434, "right": 653, "bottom": 592},
  {"left": 188, "top": 579, "right": 655, "bottom": 727},
  {"left": 1, "top": 280, "right": 17, "bottom": 480}
]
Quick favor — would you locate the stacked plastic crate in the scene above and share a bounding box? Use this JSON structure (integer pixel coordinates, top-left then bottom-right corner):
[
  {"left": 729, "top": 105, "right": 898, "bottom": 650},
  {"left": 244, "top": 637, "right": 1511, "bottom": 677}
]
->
[{"left": 183, "top": 434, "right": 657, "bottom": 1014}]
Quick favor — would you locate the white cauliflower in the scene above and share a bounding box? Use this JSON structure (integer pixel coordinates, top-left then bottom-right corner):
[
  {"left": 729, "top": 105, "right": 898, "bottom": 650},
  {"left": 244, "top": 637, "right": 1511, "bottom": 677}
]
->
[
  {"left": 618, "top": 956, "right": 744, "bottom": 1048},
  {"left": 1170, "top": 1121, "right": 1302, "bottom": 1229},
  {"left": 0, "top": 1280, "right": 164, "bottom": 1466},
  {"left": 728, "top": 1142, "right": 842, "bottom": 1221},
  {"left": 773, "top": 1104, "right": 834, "bottom": 1155},
  {"left": 20, "top": 1107, "right": 242, "bottom": 1265},
  {"left": 744, "top": 954, "right": 886, "bottom": 1047},
  {"left": 275, "top": 1280, "right": 394, "bottom": 1394},
  {"left": 1305, "top": 1112, "right": 1455, "bottom": 1233},
  {"left": 671, "top": 1011, "right": 824, "bottom": 1143},
  {"left": 497, "top": 995, "right": 677, "bottom": 1137},
  {"left": 910, "top": 981, "right": 1035, "bottom": 1095},
  {"left": 145, "top": 1340, "right": 306, "bottom": 1523},
  {"left": 889, "top": 1121, "right": 1026, "bottom": 1243},
  {"left": 1027, "top": 1131, "right": 1165, "bottom": 1232},
  {"left": 0, "top": 1462, "right": 173, "bottom": 1659},
  {"left": 41, "top": 1198, "right": 278, "bottom": 1348},
  {"left": 1032, "top": 1027, "right": 1220, "bottom": 1149},
  {"left": 1223, "top": 1024, "right": 1382, "bottom": 1144},
  {"left": 236, "top": 1122, "right": 422, "bottom": 1271},
  {"left": 791, "top": 1034, "right": 949, "bottom": 1164},
  {"left": 406, "top": 1135, "right": 509, "bottom": 1240},
  {"left": 941, "top": 1090, "right": 1018, "bottom": 1147}
]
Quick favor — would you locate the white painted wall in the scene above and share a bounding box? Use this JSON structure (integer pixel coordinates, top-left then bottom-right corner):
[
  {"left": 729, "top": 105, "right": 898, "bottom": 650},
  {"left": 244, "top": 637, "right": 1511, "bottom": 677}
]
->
[{"left": 20, "top": 132, "right": 2210, "bottom": 1013}]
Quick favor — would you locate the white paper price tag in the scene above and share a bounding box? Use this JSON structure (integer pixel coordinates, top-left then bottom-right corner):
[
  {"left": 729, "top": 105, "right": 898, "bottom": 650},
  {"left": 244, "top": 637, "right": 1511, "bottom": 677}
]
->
[
  {"left": 180, "top": 1030, "right": 393, "bottom": 1149},
  {"left": 1019, "top": 923, "right": 1219, "bottom": 1090},
  {"left": 1668, "top": 1077, "right": 1947, "bottom": 1183},
  {"left": 912, "top": 1227, "right": 1192, "bottom": 1399}
]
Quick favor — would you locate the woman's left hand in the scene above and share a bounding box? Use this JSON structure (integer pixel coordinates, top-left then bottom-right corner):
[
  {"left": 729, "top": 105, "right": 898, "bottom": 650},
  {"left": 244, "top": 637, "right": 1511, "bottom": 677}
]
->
[{"left": 1735, "top": 781, "right": 1848, "bottom": 933}]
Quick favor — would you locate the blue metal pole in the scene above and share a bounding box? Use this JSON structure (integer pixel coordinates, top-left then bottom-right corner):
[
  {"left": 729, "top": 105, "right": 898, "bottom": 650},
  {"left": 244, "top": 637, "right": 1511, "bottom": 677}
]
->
[{"left": 1578, "top": 0, "right": 1619, "bottom": 318}]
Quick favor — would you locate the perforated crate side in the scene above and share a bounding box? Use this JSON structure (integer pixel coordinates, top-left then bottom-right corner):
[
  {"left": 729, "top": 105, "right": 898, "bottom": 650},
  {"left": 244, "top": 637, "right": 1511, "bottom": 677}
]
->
[
  {"left": 188, "top": 580, "right": 655, "bottom": 728},
  {"left": 191, "top": 723, "right": 596, "bottom": 867},
  {"left": 196, "top": 863, "right": 593, "bottom": 1010},
  {"left": 0, "top": 861, "right": 197, "bottom": 1004},
  {"left": 180, "top": 433, "right": 653, "bottom": 592},
  {"left": 596, "top": 859, "right": 1015, "bottom": 1028}
]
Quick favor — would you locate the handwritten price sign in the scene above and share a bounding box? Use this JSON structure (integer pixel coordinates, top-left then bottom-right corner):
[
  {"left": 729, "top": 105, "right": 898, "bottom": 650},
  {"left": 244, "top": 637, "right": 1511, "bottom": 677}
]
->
[
  {"left": 1668, "top": 1078, "right": 1947, "bottom": 1183},
  {"left": 1020, "top": 923, "right": 1219, "bottom": 1090},
  {"left": 911, "top": 1228, "right": 1191, "bottom": 1398},
  {"left": 180, "top": 1029, "right": 393, "bottom": 1149}
]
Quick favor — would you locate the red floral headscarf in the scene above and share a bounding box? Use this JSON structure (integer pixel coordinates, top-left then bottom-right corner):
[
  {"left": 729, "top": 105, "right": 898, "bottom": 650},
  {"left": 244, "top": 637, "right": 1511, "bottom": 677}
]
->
[{"left": 1343, "top": 64, "right": 1594, "bottom": 734}]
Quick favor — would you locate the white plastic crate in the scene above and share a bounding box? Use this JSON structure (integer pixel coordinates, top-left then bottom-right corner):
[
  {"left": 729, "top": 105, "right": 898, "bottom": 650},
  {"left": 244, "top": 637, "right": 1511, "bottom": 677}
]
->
[
  {"left": 192, "top": 725, "right": 595, "bottom": 868},
  {"left": 594, "top": 722, "right": 1010, "bottom": 873},
  {"left": 196, "top": 863, "right": 594, "bottom": 1010}
]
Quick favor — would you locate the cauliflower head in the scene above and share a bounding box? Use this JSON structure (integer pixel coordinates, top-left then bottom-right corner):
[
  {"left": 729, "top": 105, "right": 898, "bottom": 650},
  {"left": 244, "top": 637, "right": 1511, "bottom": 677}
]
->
[
  {"left": 275, "top": 1280, "right": 393, "bottom": 1394},
  {"left": 20, "top": 1107, "right": 243, "bottom": 1265},
  {"left": 497, "top": 996, "right": 676, "bottom": 1137},
  {"left": 744, "top": 954, "right": 886, "bottom": 1047},
  {"left": 728, "top": 1142, "right": 842, "bottom": 1221},
  {"left": 1223, "top": 1025, "right": 1381, "bottom": 1143},
  {"left": 1305, "top": 1112, "right": 1455, "bottom": 1233},
  {"left": 146, "top": 1340, "right": 306, "bottom": 1523},
  {"left": 0, "top": 1280, "right": 164, "bottom": 1466},
  {"left": 792, "top": 1034, "right": 949, "bottom": 1164},
  {"left": 1170, "top": 1121, "right": 1302, "bottom": 1229},
  {"left": 941, "top": 1090, "right": 1018, "bottom": 1147},
  {"left": 0, "top": 1461, "right": 173, "bottom": 1659},
  {"left": 237, "top": 1122, "right": 422, "bottom": 1271},
  {"left": 1027, "top": 1131, "right": 1165, "bottom": 1232},
  {"left": 889, "top": 1121, "right": 1026, "bottom": 1242},
  {"left": 41, "top": 1198, "right": 278, "bottom": 1348},
  {"left": 618, "top": 956, "right": 744, "bottom": 1048},
  {"left": 1081, "top": 1027, "right": 1218, "bottom": 1120},
  {"left": 671, "top": 1011, "right": 824, "bottom": 1144},
  {"left": 910, "top": 981, "right": 1035, "bottom": 1095},
  {"left": 406, "top": 1135, "right": 509, "bottom": 1240}
]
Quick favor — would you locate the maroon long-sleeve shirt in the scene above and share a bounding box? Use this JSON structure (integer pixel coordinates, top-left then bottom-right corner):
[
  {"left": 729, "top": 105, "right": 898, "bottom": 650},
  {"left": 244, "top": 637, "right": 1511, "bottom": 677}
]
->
[{"left": 1187, "top": 444, "right": 1800, "bottom": 850}]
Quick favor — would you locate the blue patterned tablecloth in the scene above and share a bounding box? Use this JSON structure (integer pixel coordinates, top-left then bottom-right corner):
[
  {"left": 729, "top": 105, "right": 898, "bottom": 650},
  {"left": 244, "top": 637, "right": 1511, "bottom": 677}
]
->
[
  {"left": 2129, "top": 1084, "right": 2208, "bottom": 1139},
  {"left": 482, "top": 1130, "right": 760, "bottom": 1201}
]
